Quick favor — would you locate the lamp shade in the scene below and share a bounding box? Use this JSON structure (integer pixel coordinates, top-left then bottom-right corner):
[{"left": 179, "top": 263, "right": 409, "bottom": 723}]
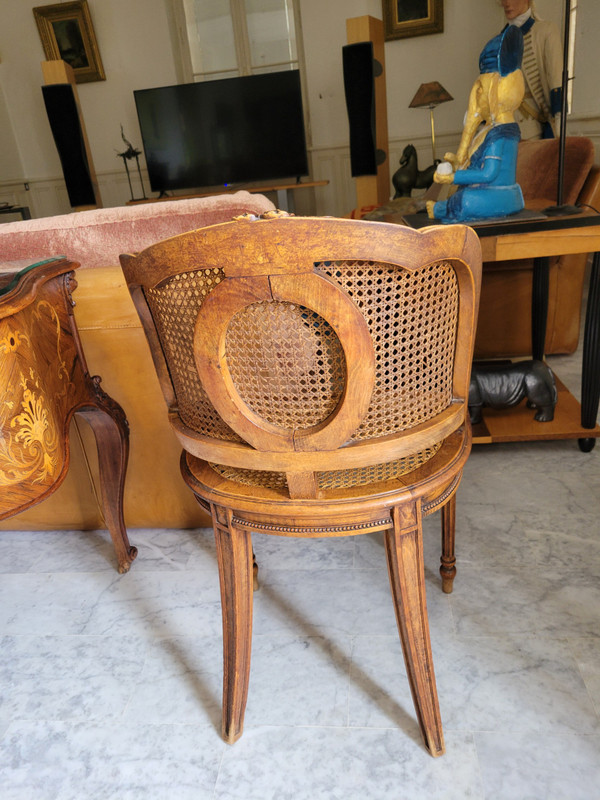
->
[{"left": 409, "top": 81, "right": 453, "bottom": 109}]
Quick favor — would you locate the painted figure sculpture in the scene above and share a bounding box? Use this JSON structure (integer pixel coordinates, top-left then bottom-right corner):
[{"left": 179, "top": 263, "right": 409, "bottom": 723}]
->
[
  {"left": 468, "top": 359, "right": 557, "bottom": 424},
  {"left": 500, "top": 0, "right": 563, "bottom": 140},
  {"left": 427, "top": 26, "right": 526, "bottom": 224}
]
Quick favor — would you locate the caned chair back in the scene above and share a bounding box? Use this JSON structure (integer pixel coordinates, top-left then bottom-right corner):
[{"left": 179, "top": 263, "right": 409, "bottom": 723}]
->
[{"left": 121, "top": 215, "right": 481, "bottom": 499}]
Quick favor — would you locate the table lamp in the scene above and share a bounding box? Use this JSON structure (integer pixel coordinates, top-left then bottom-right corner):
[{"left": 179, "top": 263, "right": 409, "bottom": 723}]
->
[{"left": 409, "top": 81, "right": 453, "bottom": 163}]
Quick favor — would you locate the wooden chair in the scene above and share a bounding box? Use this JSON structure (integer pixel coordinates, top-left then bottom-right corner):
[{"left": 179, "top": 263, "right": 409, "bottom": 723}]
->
[
  {"left": 0, "top": 257, "right": 137, "bottom": 573},
  {"left": 121, "top": 214, "right": 482, "bottom": 757}
]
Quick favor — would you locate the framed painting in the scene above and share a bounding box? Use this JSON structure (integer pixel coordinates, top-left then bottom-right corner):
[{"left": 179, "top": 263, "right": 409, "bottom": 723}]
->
[
  {"left": 33, "top": 1, "right": 105, "bottom": 83},
  {"left": 383, "top": 0, "right": 444, "bottom": 41}
]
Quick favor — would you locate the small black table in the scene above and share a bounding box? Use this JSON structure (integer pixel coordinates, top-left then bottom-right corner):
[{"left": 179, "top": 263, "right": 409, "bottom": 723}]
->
[{"left": 0, "top": 205, "right": 31, "bottom": 221}]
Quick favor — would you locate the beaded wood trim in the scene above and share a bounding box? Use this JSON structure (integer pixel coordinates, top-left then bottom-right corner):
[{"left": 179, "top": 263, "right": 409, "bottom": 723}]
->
[{"left": 208, "top": 442, "right": 441, "bottom": 491}]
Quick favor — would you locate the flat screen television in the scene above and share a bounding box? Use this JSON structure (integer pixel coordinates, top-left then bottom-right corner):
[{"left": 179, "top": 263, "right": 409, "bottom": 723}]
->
[{"left": 134, "top": 70, "right": 309, "bottom": 195}]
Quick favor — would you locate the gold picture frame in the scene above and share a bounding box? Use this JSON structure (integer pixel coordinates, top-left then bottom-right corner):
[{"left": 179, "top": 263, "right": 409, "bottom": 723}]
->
[
  {"left": 33, "top": 1, "right": 105, "bottom": 83},
  {"left": 383, "top": 0, "right": 444, "bottom": 41}
]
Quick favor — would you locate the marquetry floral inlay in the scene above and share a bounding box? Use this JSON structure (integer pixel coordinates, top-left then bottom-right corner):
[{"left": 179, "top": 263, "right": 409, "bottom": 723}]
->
[{"left": 0, "top": 302, "right": 68, "bottom": 489}]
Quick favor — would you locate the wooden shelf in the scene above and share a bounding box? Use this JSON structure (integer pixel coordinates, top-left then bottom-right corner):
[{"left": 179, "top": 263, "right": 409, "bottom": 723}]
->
[
  {"left": 472, "top": 375, "right": 600, "bottom": 444},
  {"left": 125, "top": 180, "right": 329, "bottom": 209}
]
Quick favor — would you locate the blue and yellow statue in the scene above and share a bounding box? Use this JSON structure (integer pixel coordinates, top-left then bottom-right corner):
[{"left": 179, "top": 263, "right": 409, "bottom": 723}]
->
[{"left": 427, "top": 26, "right": 526, "bottom": 224}]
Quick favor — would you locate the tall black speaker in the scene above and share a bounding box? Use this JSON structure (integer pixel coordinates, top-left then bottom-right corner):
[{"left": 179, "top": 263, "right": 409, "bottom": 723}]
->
[
  {"left": 42, "top": 83, "right": 97, "bottom": 208},
  {"left": 342, "top": 41, "right": 379, "bottom": 177}
]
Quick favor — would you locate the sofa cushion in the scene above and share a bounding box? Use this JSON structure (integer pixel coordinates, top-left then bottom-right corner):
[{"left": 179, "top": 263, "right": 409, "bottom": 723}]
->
[
  {"left": 0, "top": 191, "right": 275, "bottom": 268},
  {"left": 517, "top": 137, "right": 594, "bottom": 205}
]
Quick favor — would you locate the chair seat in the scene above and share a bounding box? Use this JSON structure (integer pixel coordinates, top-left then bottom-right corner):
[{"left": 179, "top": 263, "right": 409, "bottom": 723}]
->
[{"left": 182, "top": 428, "right": 470, "bottom": 532}]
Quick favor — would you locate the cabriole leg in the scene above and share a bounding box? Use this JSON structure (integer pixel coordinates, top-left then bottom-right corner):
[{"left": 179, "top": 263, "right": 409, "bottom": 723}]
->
[{"left": 76, "top": 383, "right": 137, "bottom": 574}]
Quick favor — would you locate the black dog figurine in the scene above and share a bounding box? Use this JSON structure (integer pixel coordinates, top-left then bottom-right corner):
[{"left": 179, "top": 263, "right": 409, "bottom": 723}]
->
[{"left": 469, "top": 360, "right": 557, "bottom": 424}]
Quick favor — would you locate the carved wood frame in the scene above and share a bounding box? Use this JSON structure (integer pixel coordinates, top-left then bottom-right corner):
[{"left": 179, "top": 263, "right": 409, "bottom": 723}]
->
[
  {"left": 33, "top": 1, "right": 105, "bottom": 83},
  {"left": 382, "top": 0, "right": 444, "bottom": 41}
]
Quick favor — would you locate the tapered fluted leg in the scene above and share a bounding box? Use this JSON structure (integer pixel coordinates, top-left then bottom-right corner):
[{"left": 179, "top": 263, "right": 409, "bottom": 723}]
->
[
  {"left": 440, "top": 494, "right": 456, "bottom": 594},
  {"left": 213, "top": 505, "right": 254, "bottom": 744},
  {"left": 76, "top": 379, "right": 137, "bottom": 574},
  {"left": 385, "top": 504, "right": 444, "bottom": 757}
]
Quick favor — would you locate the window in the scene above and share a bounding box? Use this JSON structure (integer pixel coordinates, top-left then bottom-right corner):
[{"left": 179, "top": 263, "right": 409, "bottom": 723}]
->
[{"left": 173, "top": 0, "right": 301, "bottom": 82}]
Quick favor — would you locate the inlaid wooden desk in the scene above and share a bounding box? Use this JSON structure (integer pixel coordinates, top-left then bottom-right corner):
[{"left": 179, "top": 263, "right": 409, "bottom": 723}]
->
[
  {"left": 0, "top": 257, "right": 137, "bottom": 571},
  {"left": 393, "top": 208, "right": 600, "bottom": 451}
]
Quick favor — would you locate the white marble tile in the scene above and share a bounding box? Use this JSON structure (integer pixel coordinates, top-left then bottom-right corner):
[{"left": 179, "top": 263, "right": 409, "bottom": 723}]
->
[
  {"left": 252, "top": 533, "right": 355, "bottom": 571},
  {"left": 0, "top": 720, "right": 225, "bottom": 800},
  {"left": 25, "top": 529, "right": 129, "bottom": 573},
  {"left": 0, "top": 528, "right": 218, "bottom": 575},
  {"left": 0, "top": 530, "right": 44, "bottom": 573},
  {"left": 450, "top": 563, "right": 600, "bottom": 638},
  {"left": 0, "top": 635, "right": 145, "bottom": 722},
  {"left": 123, "top": 635, "right": 222, "bottom": 727},
  {"left": 114, "top": 528, "right": 211, "bottom": 572},
  {"left": 452, "top": 504, "right": 600, "bottom": 576},
  {"left": 475, "top": 731, "right": 600, "bottom": 800},
  {"left": 253, "top": 565, "right": 449, "bottom": 641},
  {"left": 0, "top": 570, "right": 223, "bottom": 638},
  {"left": 437, "top": 635, "right": 600, "bottom": 734},
  {"left": 348, "top": 633, "right": 600, "bottom": 736},
  {"left": 468, "top": 444, "right": 600, "bottom": 512},
  {"left": 245, "top": 634, "right": 351, "bottom": 728},
  {"left": 347, "top": 635, "right": 427, "bottom": 735},
  {"left": 0, "top": 572, "right": 117, "bottom": 635},
  {"left": 83, "top": 570, "right": 223, "bottom": 637},
  {"left": 214, "top": 727, "right": 484, "bottom": 800},
  {"left": 571, "top": 637, "right": 600, "bottom": 717}
]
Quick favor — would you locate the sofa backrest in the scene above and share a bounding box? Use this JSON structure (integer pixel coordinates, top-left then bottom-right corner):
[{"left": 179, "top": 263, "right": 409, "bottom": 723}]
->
[{"left": 0, "top": 191, "right": 276, "bottom": 269}]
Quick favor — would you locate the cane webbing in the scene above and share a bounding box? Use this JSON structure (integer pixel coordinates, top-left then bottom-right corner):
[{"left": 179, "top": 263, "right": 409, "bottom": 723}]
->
[
  {"left": 316, "top": 260, "right": 459, "bottom": 439},
  {"left": 226, "top": 301, "right": 345, "bottom": 429},
  {"left": 146, "top": 268, "right": 242, "bottom": 442},
  {"left": 208, "top": 442, "right": 441, "bottom": 491},
  {"left": 145, "top": 258, "right": 459, "bottom": 448}
]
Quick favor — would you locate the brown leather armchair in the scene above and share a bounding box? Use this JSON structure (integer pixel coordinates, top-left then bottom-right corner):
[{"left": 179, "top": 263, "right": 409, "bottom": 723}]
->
[{"left": 475, "top": 137, "right": 599, "bottom": 358}]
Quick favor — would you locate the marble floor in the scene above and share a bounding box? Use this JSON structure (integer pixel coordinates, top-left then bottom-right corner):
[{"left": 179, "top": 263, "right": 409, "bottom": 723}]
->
[{"left": 1, "top": 348, "right": 599, "bottom": 799}]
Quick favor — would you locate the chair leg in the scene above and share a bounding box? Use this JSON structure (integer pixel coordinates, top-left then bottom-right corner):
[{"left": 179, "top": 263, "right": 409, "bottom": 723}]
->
[
  {"left": 440, "top": 493, "right": 456, "bottom": 594},
  {"left": 212, "top": 505, "right": 254, "bottom": 744},
  {"left": 75, "top": 381, "right": 137, "bottom": 574},
  {"left": 385, "top": 504, "right": 445, "bottom": 757},
  {"left": 253, "top": 550, "right": 260, "bottom": 591}
]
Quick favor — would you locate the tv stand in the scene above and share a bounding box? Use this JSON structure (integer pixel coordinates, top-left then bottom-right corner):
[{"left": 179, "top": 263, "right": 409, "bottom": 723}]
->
[{"left": 125, "top": 180, "right": 328, "bottom": 213}]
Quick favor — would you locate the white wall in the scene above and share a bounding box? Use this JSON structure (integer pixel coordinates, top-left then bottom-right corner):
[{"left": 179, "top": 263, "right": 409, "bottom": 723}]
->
[
  {"left": 0, "top": 79, "right": 23, "bottom": 182},
  {"left": 0, "top": 0, "right": 179, "bottom": 214},
  {"left": 0, "top": 0, "right": 597, "bottom": 218}
]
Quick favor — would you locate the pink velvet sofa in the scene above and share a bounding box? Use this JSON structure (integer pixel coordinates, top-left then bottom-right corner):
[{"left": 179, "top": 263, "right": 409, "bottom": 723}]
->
[{"left": 0, "top": 192, "right": 275, "bottom": 531}]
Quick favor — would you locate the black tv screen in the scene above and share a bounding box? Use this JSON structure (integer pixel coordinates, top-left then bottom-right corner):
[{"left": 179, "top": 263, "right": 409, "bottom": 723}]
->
[{"left": 134, "top": 70, "right": 309, "bottom": 194}]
